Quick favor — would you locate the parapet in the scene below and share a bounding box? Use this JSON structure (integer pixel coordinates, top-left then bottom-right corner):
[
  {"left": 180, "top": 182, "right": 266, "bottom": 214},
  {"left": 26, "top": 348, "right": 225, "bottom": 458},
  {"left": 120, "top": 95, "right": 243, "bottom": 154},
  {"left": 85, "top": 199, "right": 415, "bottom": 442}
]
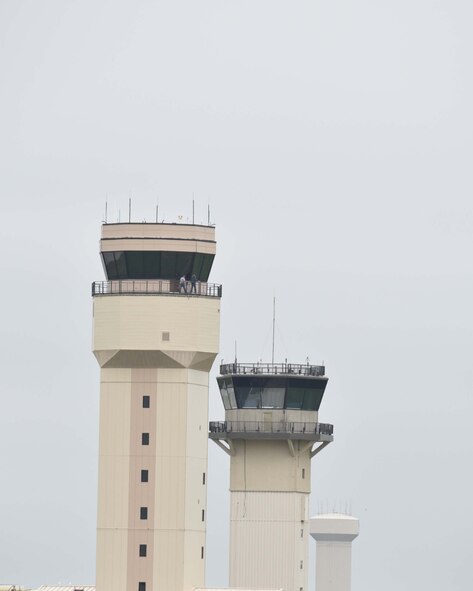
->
[{"left": 310, "top": 513, "right": 360, "bottom": 542}]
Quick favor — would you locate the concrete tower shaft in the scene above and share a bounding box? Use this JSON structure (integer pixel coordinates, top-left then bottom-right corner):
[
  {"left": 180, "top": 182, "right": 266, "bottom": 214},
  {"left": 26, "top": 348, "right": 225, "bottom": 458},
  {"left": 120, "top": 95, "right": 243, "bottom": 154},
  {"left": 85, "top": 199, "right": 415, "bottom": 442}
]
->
[
  {"left": 210, "top": 363, "right": 333, "bottom": 591},
  {"left": 310, "top": 514, "right": 359, "bottom": 591},
  {"left": 92, "top": 223, "right": 221, "bottom": 591}
]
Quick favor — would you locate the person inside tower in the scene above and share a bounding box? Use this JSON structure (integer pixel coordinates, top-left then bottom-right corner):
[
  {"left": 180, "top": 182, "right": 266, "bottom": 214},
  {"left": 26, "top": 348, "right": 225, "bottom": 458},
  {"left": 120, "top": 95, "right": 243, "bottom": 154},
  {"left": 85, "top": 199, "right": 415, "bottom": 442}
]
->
[
  {"left": 190, "top": 273, "right": 197, "bottom": 294},
  {"left": 179, "top": 274, "right": 187, "bottom": 294}
]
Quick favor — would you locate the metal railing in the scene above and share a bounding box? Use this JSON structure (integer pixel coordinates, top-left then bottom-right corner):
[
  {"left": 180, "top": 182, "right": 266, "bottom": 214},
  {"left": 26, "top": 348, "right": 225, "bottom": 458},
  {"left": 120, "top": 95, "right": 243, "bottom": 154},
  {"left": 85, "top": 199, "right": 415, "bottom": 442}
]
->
[
  {"left": 92, "top": 280, "right": 222, "bottom": 298},
  {"left": 220, "top": 363, "right": 325, "bottom": 377},
  {"left": 209, "top": 420, "right": 333, "bottom": 436}
]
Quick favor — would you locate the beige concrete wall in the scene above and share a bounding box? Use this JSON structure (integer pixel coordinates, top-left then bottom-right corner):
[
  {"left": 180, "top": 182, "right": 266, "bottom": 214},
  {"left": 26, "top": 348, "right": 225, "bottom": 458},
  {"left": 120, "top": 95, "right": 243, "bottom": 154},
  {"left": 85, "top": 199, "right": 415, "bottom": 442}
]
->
[
  {"left": 229, "top": 440, "right": 312, "bottom": 493},
  {"left": 100, "top": 223, "right": 216, "bottom": 256},
  {"left": 314, "top": 542, "right": 353, "bottom": 591},
  {"left": 101, "top": 223, "right": 215, "bottom": 242},
  {"left": 93, "top": 296, "right": 220, "bottom": 368},
  {"left": 96, "top": 367, "right": 212, "bottom": 591},
  {"left": 229, "top": 492, "right": 309, "bottom": 591}
]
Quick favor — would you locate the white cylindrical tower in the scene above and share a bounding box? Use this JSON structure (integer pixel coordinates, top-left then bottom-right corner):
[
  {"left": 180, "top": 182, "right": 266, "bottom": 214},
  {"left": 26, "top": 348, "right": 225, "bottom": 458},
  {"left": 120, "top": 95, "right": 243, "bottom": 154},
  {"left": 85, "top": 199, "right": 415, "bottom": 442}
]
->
[
  {"left": 92, "top": 222, "right": 221, "bottom": 591},
  {"left": 310, "top": 513, "right": 359, "bottom": 591},
  {"left": 210, "top": 362, "right": 333, "bottom": 591}
]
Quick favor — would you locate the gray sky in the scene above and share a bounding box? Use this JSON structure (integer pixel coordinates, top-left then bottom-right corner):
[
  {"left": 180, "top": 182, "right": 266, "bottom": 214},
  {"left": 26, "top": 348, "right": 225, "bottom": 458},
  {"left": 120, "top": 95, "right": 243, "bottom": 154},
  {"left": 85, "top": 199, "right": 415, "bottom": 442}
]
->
[{"left": 1, "top": 1, "right": 472, "bottom": 589}]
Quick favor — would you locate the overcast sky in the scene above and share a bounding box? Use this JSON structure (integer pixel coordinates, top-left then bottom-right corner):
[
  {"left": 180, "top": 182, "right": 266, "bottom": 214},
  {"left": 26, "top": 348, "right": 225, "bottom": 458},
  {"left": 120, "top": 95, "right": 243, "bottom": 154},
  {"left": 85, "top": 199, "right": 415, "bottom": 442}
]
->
[{"left": 1, "top": 1, "right": 472, "bottom": 590}]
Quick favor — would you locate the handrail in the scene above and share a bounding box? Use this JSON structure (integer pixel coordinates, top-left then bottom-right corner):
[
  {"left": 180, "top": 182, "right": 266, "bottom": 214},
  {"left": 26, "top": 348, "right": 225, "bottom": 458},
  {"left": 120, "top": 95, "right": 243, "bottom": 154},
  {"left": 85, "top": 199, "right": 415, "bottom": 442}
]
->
[
  {"left": 220, "top": 363, "right": 325, "bottom": 377},
  {"left": 209, "top": 420, "right": 333, "bottom": 436},
  {"left": 92, "top": 280, "right": 222, "bottom": 298}
]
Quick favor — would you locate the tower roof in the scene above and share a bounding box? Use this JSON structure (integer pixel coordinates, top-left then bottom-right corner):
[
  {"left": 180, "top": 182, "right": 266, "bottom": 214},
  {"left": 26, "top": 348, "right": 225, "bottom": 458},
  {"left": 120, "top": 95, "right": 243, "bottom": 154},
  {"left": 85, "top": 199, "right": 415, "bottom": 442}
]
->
[{"left": 310, "top": 514, "right": 360, "bottom": 541}]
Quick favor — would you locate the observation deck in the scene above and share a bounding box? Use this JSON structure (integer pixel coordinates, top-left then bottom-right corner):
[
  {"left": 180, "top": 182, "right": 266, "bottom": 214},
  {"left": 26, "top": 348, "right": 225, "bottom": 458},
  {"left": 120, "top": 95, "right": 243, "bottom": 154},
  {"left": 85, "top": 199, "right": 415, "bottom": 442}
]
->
[
  {"left": 220, "top": 362, "right": 325, "bottom": 377},
  {"left": 92, "top": 279, "right": 222, "bottom": 298},
  {"left": 209, "top": 420, "right": 333, "bottom": 442}
]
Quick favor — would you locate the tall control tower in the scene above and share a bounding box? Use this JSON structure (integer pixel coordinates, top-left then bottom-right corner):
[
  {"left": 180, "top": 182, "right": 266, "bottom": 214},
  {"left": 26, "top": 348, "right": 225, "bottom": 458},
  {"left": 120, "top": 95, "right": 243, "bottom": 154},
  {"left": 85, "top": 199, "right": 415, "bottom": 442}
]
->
[
  {"left": 210, "top": 362, "right": 333, "bottom": 591},
  {"left": 92, "top": 222, "right": 221, "bottom": 591}
]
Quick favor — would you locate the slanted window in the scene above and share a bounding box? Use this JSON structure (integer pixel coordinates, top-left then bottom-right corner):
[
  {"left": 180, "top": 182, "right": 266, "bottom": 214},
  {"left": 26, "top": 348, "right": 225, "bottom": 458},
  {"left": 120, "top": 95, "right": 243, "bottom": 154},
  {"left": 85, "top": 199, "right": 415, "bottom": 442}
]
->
[
  {"left": 138, "top": 583, "right": 146, "bottom": 591},
  {"left": 139, "top": 544, "right": 147, "bottom": 557},
  {"left": 141, "top": 470, "right": 149, "bottom": 483},
  {"left": 143, "top": 395, "right": 150, "bottom": 408},
  {"left": 142, "top": 433, "right": 150, "bottom": 445},
  {"left": 140, "top": 507, "right": 148, "bottom": 520}
]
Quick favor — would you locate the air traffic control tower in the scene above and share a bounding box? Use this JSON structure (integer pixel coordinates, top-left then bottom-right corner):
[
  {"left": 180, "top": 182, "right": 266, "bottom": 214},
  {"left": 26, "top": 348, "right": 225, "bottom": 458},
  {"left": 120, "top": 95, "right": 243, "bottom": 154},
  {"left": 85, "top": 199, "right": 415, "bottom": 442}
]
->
[
  {"left": 210, "top": 362, "right": 333, "bottom": 591},
  {"left": 92, "top": 223, "right": 221, "bottom": 591}
]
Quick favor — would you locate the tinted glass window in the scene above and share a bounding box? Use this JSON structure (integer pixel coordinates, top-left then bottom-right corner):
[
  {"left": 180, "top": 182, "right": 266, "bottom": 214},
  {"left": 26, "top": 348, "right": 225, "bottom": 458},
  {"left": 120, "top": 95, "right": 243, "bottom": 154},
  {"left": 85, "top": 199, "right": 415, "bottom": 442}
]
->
[
  {"left": 102, "top": 251, "right": 215, "bottom": 280},
  {"left": 161, "top": 252, "right": 175, "bottom": 278},
  {"left": 176, "top": 252, "right": 193, "bottom": 277},
  {"left": 200, "top": 254, "right": 214, "bottom": 281},
  {"left": 192, "top": 253, "right": 204, "bottom": 278},
  {"left": 285, "top": 387, "right": 304, "bottom": 409},
  {"left": 235, "top": 385, "right": 261, "bottom": 408},
  {"left": 103, "top": 252, "right": 117, "bottom": 279},
  {"left": 261, "top": 387, "right": 285, "bottom": 408},
  {"left": 218, "top": 379, "right": 231, "bottom": 410},
  {"left": 143, "top": 251, "right": 159, "bottom": 277},
  {"left": 126, "top": 252, "right": 144, "bottom": 278},
  {"left": 115, "top": 251, "right": 127, "bottom": 278},
  {"left": 225, "top": 378, "right": 237, "bottom": 409}
]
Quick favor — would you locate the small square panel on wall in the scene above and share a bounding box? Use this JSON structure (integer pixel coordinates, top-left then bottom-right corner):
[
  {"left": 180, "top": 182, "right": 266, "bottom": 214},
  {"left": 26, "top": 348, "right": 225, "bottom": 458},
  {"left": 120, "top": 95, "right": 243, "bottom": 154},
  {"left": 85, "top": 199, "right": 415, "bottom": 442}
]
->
[{"left": 162, "top": 331, "right": 170, "bottom": 341}]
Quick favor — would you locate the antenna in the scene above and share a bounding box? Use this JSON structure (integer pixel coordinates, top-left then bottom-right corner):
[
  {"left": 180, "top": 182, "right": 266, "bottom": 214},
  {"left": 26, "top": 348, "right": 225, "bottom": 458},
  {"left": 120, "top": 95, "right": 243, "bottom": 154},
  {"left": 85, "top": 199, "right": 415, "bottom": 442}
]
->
[
  {"left": 192, "top": 194, "right": 195, "bottom": 224},
  {"left": 156, "top": 201, "right": 158, "bottom": 223},
  {"left": 234, "top": 340, "right": 237, "bottom": 363},
  {"left": 128, "top": 197, "right": 132, "bottom": 223},
  {"left": 104, "top": 197, "right": 108, "bottom": 224},
  {"left": 271, "top": 296, "right": 276, "bottom": 365},
  {"left": 208, "top": 204, "right": 210, "bottom": 225}
]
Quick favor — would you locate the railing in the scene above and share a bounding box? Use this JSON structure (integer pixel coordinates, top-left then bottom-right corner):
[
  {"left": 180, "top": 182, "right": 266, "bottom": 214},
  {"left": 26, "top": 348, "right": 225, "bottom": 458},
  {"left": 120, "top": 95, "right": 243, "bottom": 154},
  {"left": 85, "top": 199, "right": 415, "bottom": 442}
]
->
[
  {"left": 220, "top": 363, "right": 325, "bottom": 377},
  {"left": 209, "top": 421, "right": 333, "bottom": 436},
  {"left": 92, "top": 280, "right": 222, "bottom": 298}
]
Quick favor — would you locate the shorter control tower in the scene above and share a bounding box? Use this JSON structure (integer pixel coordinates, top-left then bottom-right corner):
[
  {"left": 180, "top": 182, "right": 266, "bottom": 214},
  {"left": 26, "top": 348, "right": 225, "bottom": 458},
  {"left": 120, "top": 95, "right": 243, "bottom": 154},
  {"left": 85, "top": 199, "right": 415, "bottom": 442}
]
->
[
  {"left": 310, "top": 513, "right": 359, "bottom": 591},
  {"left": 210, "top": 362, "right": 333, "bottom": 591}
]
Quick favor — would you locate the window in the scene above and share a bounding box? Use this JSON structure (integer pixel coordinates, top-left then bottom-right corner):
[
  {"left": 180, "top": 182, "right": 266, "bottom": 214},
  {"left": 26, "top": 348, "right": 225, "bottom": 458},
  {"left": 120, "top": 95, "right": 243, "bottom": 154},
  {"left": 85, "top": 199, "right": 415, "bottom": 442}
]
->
[
  {"left": 202, "top": 472, "right": 206, "bottom": 485},
  {"left": 138, "top": 583, "right": 146, "bottom": 591},
  {"left": 140, "top": 507, "right": 148, "bottom": 520},
  {"left": 141, "top": 470, "right": 149, "bottom": 483},
  {"left": 139, "top": 544, "right": 147, "bottom": 557},
  {"left": 142, "top": 433, "right": 150, "bottom": 445},
  {"left": 201, "top": 546, "right": 204, "bottom": 559},
  {"left": 142, "top": 395, "right": 150, "bottom": 408},
  {"left": 202, "top": 509, "right": 205, "bottom": 522},
  {"left": 302, "top": 468, "right": 305, "bottom": 479},
  {"left": 300, "top": 560, "right": 303, "bottom": 569},
  {"left": 301, "top": 528, "right": 304, "bottom": 538}
]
